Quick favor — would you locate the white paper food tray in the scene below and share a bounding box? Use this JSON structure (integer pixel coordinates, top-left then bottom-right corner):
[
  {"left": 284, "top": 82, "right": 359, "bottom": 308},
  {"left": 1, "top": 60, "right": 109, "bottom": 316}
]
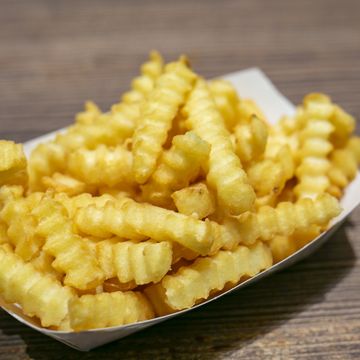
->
[{"left": 0, "top": 68, "right": 358, "bottom": 351}]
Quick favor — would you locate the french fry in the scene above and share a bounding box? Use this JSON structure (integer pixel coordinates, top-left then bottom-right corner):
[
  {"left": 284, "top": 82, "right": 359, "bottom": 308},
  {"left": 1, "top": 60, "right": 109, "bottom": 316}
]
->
[
  {"left": 33, "top": 197, "right": 105, "bottom": 290},
  {"left": 145, "top": 242, "right": 272, "bottom": 313},
  {"left": 247, "top": 145, "right": 294, "bottom": 197},
  {"left": 42, "top": 172, "right": 95, "bottom": 196},
  {"left": 0, "top": 141, "right": 28, "bottom": 188},
  {"left": 113, "top": 240, "right": 172, "bottom": 285},
  {"left": 184, "top": 79, "right": 255, "bottom": 215},
  {"left": 209, "top": 79, "right": 239, "bottom": 130},
  {"left": 122, "top": 51, "right": 164, "bottom": 104},
  {"left": 67, "top": 145, "right": 133, "bottom": 188},
  {"left": 1, "top": 193, "right": 44, "bottom": 261},
  {"left": 171, "top": 182, "right": 216, "bottom": 219},
  {"left": 29, "top": 142, "right": 67, "bottom": 191},
  {"left": 237, "top": 99, "right": 267, "bottom": 123},
  {"left": 69, "top": 291, "right": 154, "bottom": 331},
  {"left": 233, "top": 115, "right": 268, "bottom": 164},
  {"left": 234, "top": 193, "right": 341, "bottom": 244},
  {"left": 327, "top": 137, "right": 360, "bottom": 194},
  {"left": 75, "top": 101, "right": 101, "bottom": 125},
  {"left": 294, "top": 94, "right": 336, "bottom": 199},
  {"left": 141, "top": 132, "right": 210, "bottom": 207},
  {"left": 132, "top": 60, "right": 197, "bottom": 184},
  {"left": 74, "top": 200, "right": 146, "bottom": 240},
  {"left": 54, "top": 192, "right": 115, "bottom": 218},
  {"left": 0, "top": 247, "right": 74, "bottom": 327},
  {"left": 121, "top": 199, "right": 214, "bottom": 255}
]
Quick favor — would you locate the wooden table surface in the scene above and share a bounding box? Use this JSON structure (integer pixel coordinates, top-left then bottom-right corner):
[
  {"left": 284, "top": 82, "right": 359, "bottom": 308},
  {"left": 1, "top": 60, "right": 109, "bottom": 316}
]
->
[{"left": 0, "top": 0, "right": 360, "bottom": 359}]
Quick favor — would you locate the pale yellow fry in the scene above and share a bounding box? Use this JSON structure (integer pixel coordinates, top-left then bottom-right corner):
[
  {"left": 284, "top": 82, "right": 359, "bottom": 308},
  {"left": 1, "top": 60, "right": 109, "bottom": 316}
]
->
[
  {"left": 268, "top": 236, "right": 298, "bottom": 264},
  {"left": 30, "top": 251, "right": 62, "bottom": 281},
  {"left": 141, "top": 131, "right": 210, "bottom": 207},
  {"left": 235, "top": 193, "right": 341, "bottom": 244},
  {"left": 233, "top": 115, "right": 268, "bottom": 164},
  {"left": 0, "top": 141, "right": 28, "bottom": 188},
  {"left": 29, "top": 102, "right": 135, "bottom": 191},
  {"left": 237, "top": 99, "right": 267, "bottom": 123},
  {"left": 69, "top": 291, "right": 154, "bottom": 331},
  {"left": 295, "top": 115, "right": 335, "bottom": 199},
  {"left": 33, "top": 197, "right": 104, "bottom": 290},
  {"left": 74, "top": 200, "right": 146, "bottom": 240},
  {"left": 113, "top": 240, "right": 172, "bottom": 285},
  {"left": 132, "top": 60, "right": 197, "bottom": 184},
  {"left": 54, "top": 192, "right": 115, "bottom": 218},
  {"left": 172, "top": 182, "right": 216, "bottom": 219},
  {"left": 121, "top": 199, "right": 214, "bottom": 255},
  {"left": 329, "top": 104, "right": 356, "bottom": 148},
  {"left": 122, "top": 50, "right": 164, "bottom": 104},
  {"left": 75, "top": 101, "right": 101, "bottom": 125},
  {"left": 247, "top": 145, "right": 294, "bottom": 197},
  {"left": 208, "top": 79, "right": 239, "bottom": 130},
  {"left": 29, "top": 142, "right": 67, "bottom": 191},
  {"left": 145, "top": 242, "right": 272, "bottom": 313},
  {"left": 0, "top": 247, "right": 74, "bottom": 327},
  {"left": 184, "top": 79, "right": 255, "bottom": 215},
  {"left": 42, "top": 172, "right": 95, "bottom": 196},
  {"left": 327, "top": 136, "right": 360, "bottom": 190},
  {"left": 1, "top": 193, "right": 44, "bottom": 261},
  {"left": 67, "top": 145, "right": 133, "bottom": 187}
]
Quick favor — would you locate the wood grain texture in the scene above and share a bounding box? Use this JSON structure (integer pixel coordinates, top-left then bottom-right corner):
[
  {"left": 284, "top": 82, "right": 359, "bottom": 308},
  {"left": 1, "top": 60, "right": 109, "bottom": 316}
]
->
[{"left": 0, "top": 0, "right": 359, "bottom": 359}]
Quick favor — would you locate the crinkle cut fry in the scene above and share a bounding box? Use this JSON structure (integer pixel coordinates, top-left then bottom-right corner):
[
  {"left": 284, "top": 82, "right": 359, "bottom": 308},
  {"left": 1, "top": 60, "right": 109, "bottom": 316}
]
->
[
  {"left": 0, "top": 140, "right": 28, "bottom": 188},
  {"left": 183, "top": 79, "right": 255, "bottom": 215},
  {"left": 294, "top": 93, "right": 335, "bottom": 199},
  {"left": 69, "top": 291, "right": 154, "bottom": 331},
  {"left": 233, "top": 115, "right": 268, "bottom": 164},
  {"left": 121, "top": 199, "right": 214, "bottom": 255},
  {"left": 141, "top": 131, "right": 210, "bottom": 207},
  {"left": 145, "top": 242, "right": 272, "bottom": 313},
  {"left": 0, "top": 246, "right": 74, "bottom": 327},
  {"left": 122, "top": 50, "right": 164, "bottom": 104},
  {"left": 132, "top": 59, "right": 197, "bottom": 184},
  {"left": 74, "top": 199, "right": 146, "bottom": 240},
  {"left": 67, "top": 145, "right": 133, "bottom": 187},
  {"left": 96, "top": 239, "right": 173, "bottom": 285},
  {"left": 234, "top": 193, "right": 341, "bottom": 244},
  {"left": 33, "top": 197, "right": 104, "bottom": 290},
  {"left": 0, "top": 192, "right": 44, "bottom": 261},
  {"left": 77, "top": 198, "right": 215, "bottom": 255}
]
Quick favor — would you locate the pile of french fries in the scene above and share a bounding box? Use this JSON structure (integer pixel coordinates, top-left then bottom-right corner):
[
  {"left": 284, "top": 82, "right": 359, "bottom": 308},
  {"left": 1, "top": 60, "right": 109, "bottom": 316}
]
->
[{"left": 0, "top": 51, "right": 359, "bottom": 331}]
